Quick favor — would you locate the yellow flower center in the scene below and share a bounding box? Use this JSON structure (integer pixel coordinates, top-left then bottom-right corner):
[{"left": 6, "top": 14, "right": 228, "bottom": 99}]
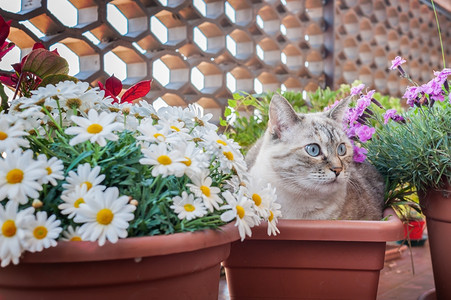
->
[
  {"left": 70, "top": 236, "right": 82, "bottom": 241},
  {"left": 236, "top": 205, "right": 245, "bottom": 219},
  {"left": 153, "top": 133, "right": 165, "bottom": 140},
  {"left": 82, "top": 181, "right": 93, "bottom": 190},
  {"left": 1, "top": 220, "right": 16, "bottom": 237},
  {"left": 183, "top": 156, "right": 192, "bottom": 166},
  {"left": 0, "top": 131, "right": 8, "bottom": 140},
  {"left": 252, "top": 194, "right": 262, "bottom": 206},
  {"left": 223, "top": 151, "right": 234, "bottom": 161},
  {"left": 184, "top": 204, "right": 195, "bottom": 212},
  {"left": 170, "top": 125, "right": 180, "bottom": 132},
  {"left": 6, "top": 169, "right": 24, "bottom": 184},
  {"left": 96, "top": 208, "right": 114, "bottom": 225},
  {"left": 87, "top": 123, "right": 103, "bottom": 134},
  {"left": 74, "top": 198, "right": 85, "bottom": 208},
  {"left": 268, "top": 210, "right": 274, "bottom": 222},
  {"left": 216, "top": 140, "right": 227, "bottom": 146},
  {"left": 46, "top": 167, "right": 52, "bottom": 175},
  {"left": 157, "top": 155, "right": 172, "bottom": 165},
  {"left": 33, "top": 226, "right": 48, "bottom": 240},
  {"left": 200, "top": 185, "right": 211, "bottom": 197}
]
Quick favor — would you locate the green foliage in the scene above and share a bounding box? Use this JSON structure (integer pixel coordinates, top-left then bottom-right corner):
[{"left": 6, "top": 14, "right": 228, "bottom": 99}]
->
[{"left": 365, "top": 101, "right": 451, "bottom": 192}]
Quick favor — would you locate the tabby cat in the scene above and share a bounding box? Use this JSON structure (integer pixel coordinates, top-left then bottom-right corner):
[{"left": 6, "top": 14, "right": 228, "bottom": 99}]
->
[{"left": 246, "top": 94, "right": 384, "bottom": 220}]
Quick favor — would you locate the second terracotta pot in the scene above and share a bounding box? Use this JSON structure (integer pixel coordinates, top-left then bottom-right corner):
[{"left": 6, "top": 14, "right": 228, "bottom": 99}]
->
[{"left": 223, "top": 208, "right": 403, "bottom": 300}]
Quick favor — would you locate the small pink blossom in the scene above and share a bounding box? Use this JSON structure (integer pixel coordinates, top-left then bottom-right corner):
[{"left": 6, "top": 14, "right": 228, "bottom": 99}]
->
[
  {"left": 355, "top": 125, "right": 375, "bottom": 142},
  {"left": 389, "top": 56, "right": 406, "bottom": 70},
  {"left": 351, "top": 84, "right": 365, "bottom": 96},
  {"left": 353, "top": 145, "right": 367, "bottom": 163}
]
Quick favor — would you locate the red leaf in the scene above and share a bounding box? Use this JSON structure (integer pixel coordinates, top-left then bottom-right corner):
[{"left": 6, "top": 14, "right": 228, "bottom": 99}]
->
[
  {"left": 121, "top": 80, "right": 152, "bottom": 103},
  {"left": 32, "top": 43, "right": 45, "bottom": 50},
  {"left": 0, "top": 17, "right": 11, "bottom": 44},
  {"left": 98, "top": 82, "right": 119, "bottom": 103},
  {"left": 105, "top": 75, "right": 122, "bottom": 97}
]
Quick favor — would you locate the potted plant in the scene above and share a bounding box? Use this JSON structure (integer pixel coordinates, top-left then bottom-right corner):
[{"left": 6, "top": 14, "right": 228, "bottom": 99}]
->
[
  {"left": 0, "top": 16, "right": 280, "bottom": 299},
  {"left": 220, "top": 86, "right": 406, "bottom": 299},
  {"left": 361, "top": 56, "right": 450, "bottom": 299}
]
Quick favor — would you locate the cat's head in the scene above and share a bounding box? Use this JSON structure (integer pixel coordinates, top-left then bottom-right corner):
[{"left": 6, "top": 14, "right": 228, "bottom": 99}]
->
[{"left": 264, "top": 94, "right": 354, "bottom": 193}]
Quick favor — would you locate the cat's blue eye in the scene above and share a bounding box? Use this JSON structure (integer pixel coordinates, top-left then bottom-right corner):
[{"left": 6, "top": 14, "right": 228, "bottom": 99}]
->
[
  {"left": 305, "top": 144, "right": 321, "bottom": 157},
  {"left": 337, "top": 143, "right": 347, "bottom": 156}
]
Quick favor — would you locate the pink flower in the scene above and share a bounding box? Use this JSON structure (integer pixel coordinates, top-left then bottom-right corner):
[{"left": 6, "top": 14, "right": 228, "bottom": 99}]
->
[
  {"left": 350, "top": 84, "right": 365, "bottom": 96},
  {"left": 355, "top": 125, "right": 375, "bottom": 142},
  {"left": 389, "top": 56, "right": 406, "bottom": 70},
  {"left": 353, "top": 144, "right": 367, "bottom": 163},
  {"left": 383, "top": 109, "right": 397, "bottom": 124}
]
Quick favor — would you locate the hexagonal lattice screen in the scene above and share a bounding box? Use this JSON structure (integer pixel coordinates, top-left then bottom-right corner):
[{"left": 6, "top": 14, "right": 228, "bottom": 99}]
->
[{"left": 1, "top": 0, "right": 450, "bottom": 122}]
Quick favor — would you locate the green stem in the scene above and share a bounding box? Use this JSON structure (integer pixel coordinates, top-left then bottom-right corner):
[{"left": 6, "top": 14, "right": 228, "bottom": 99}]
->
[
  {"left": 0, "top": 83, "right": 9, "bottom": 112},
  {"left": 430, "top": 0, "right": 446, "bottom": 68}
]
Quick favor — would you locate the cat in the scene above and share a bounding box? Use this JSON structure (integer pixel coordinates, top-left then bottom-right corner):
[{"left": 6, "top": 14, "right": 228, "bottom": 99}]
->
[{"left": 246, "top": 94, "right": 384, "bottom": 220}]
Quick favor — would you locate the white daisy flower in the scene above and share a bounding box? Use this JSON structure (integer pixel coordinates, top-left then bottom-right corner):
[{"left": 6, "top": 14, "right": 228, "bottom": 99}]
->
[
  {"left": 61, "top": 225, "right": 84, "bottom": 241},
  {"left": 24, "top": 211, "right": 62, "bottom": 253},
  {"left": 37, "top": 155, "right": 65, "bottom": 186},
  {"left": 62, "top": 163, "right": 106, "bottom": 195},
  {"left": 267, "top": 197, "right": 282, "bottom": 237},
  {"left": 220, "top": 190, "right": 259, "bottom": 241},
  {"left": 139, "top": 143, "right": 186, "bottom": 178},
  {"left": 217, "top": 146, "right": 247, "bottom": 175},
  {"left": 245, "top": 178, "right": 277, "bottom": 219},
  {"left": 0, "top": 149, "right": 47, "bottom": 204},
  {"left": 0, "top": 201, "right": 35, "bottom": 267},
  {"left": 0, "top": 118, "right": 29, "bottom": 152},
  {"left": 157, "top": 106, "right": 195, "bottom": 128},
  {"left": 137, "top": 119, "right": 170, "bottom": 144},
  {"left": 176, "top": 142, "right": 209, "bottom": 177},
  {"left": 188, "top": 104, "right": 217, "bottom": 133},
  {"left": 133, "top": 100, "right": 157, "bottom": 118},
  {"left": 186, "top": 171, "right": 223, "bottom": 212},
  {"left": 65, "top": 109, "right": 123, "bottom": 147},
  {"left": 74, "top": 187, "right": 136, "bottom": 246},
  {"left": 170, "top": 191, "right": 207, "bottom": 221},
  {"left": 59, "top": 184, "right": 95, "bottom": 219}
]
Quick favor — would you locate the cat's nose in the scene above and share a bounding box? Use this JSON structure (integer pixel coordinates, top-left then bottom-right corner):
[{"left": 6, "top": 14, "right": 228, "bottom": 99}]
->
[{"left": 330, "top": 167, "right": 342, "bottom": 176}]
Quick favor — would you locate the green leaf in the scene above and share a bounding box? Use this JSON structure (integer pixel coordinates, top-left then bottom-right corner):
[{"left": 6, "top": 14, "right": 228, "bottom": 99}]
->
[
  {"left": 39, "top": 74, "right": 79, "bottom": 87},
  {"left": 219, "top": 118, "right": 227, "bottom": 127},
  {"left": 228, "top": 99, "right": 237, "bottom": 108},
  {"left": 22, "top": 48, "right": 69, "bottom": 79}
]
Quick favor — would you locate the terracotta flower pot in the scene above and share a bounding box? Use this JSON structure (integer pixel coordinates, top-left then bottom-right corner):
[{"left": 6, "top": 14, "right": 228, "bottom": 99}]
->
[
  {"left": 223, "top": 208, "right": 403, "bottom": 300},
  {"left": 0, "top": 223, "right": 240, "bottom": 300},
  {"left": 419, "top": 182, "right": 451, "bottom": 300}
]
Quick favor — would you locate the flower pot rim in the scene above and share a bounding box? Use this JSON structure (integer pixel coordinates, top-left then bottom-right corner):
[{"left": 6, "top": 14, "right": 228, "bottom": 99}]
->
[
  {"left": 249, "top": 208, "right": 404, "bottom": 242},
  {"left": 21, "top": 223, "right": 240, "bottom": 263}
]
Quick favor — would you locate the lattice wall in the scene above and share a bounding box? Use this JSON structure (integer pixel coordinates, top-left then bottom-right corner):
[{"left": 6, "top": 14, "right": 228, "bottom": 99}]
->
[{"left": 1, "top": 0, "right": 450, "bottom": 121}]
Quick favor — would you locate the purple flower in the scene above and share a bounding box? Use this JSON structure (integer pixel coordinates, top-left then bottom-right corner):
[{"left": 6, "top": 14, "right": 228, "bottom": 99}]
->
[
  {"left": 346, "top": 121, "right": 361, "bottom": 139},
  {"left": 351, "top": 84, "right": 365, "bottom": 96},
  {"left": 434, "top": 68, "right": 451, "bottom": 82},
  {"left": 355, "top": 124, "right": 375, "bottom": 142},
  {"left": 383, "top": 109, "right": 397, "bottom": 124},
  {"left": 390, "top": 56, "right": 406, "bottom": 70},
  {"left": 353, "top": 144, "right": 368, "bottom": 163},
  {"left": 403, "top": 86, "right": 421, "bottom": 107}
]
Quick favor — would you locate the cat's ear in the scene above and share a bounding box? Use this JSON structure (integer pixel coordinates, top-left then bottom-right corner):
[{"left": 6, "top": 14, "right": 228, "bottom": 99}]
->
[
  {"left": 269, "top": 93, "right": 300, "bottom": 139},
  {"left": 325, "top": 96, "right": 353, "bottom": 122}
]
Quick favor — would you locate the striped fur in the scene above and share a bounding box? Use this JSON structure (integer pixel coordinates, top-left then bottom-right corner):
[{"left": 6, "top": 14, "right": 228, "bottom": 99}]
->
[{"left": 246, "top": 94, "right": 384, "bottom": 220}]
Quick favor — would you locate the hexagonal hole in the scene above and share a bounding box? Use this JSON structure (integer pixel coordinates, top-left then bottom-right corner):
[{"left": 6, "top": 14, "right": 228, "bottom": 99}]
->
[
  {"left": 24, "top": 13, "right": 62, "bottom": 37},
  {"left": 1, "top": 0, "right": 41, "bottom": 14},
  {"left": 281, "top": 15, "right": 303, "bottom": 41},
  {"left": 254, "top": 72, "right": 280, "bottom": 94},
  {"left": 161, "top": 93, "right": 187, "bottom": 106},
  {"left": 156, "top": 0, "right": 185, "bottom": 8},
  {"left": 281, "top": 0, "right": 304, "bottom": 13},
  {"left": 191, "top": 62, "right": 223, "bottom": 94},
  {"left": 256, "top": 6, "right": 280, "bottom": 35},
  {"left": 281, "top": 77, "right": 302, "bottom": 92},
  {"left": 281, "top": 44, "right": 304, "bottom": 70},
  {"left": 226, "top": 29, "right": 253, "bottom": 60},
  {"left": 226, "top": 66, "right": 253, "bottom": 93},
  {"left": 225, "top": 0, "right": 253, "bottom": 26},
  {"left": 305, "top": 23, "right": 324, "bottom": 48},
  {"left": 152, "top": 54, "right": 189, "bottom": 90},
  {"left": 196, "top": 97, "right": 222, "bottom": 123},
  {"left": 305, "top": 0, "right": 324, "bottom": 21},
  {"left": 193, "top": 22, "right": 225, "bottom": 54},
  {"left": 193, "top": 0, "right": 224, "bottom": 19},
  {"left": 107, "top": 1, "right": 147, "bottom": 37},
  {"left": 107, "top": 46, "right": 147, "bottom": 85},
  {"left": 150, "top": 10, "right": 187, "bottom": 45},
  {"left": 305, "top": 50, "right": 323, "bottom": 76},
  {"left": 52, "top": 38, "right": 100, "bottom": 80},
  {"left": 256, "top": 38, "right": 280, "bottom": 66},
  {"left": 47, "top": 0, "right": 98, "bottom": 28}
]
